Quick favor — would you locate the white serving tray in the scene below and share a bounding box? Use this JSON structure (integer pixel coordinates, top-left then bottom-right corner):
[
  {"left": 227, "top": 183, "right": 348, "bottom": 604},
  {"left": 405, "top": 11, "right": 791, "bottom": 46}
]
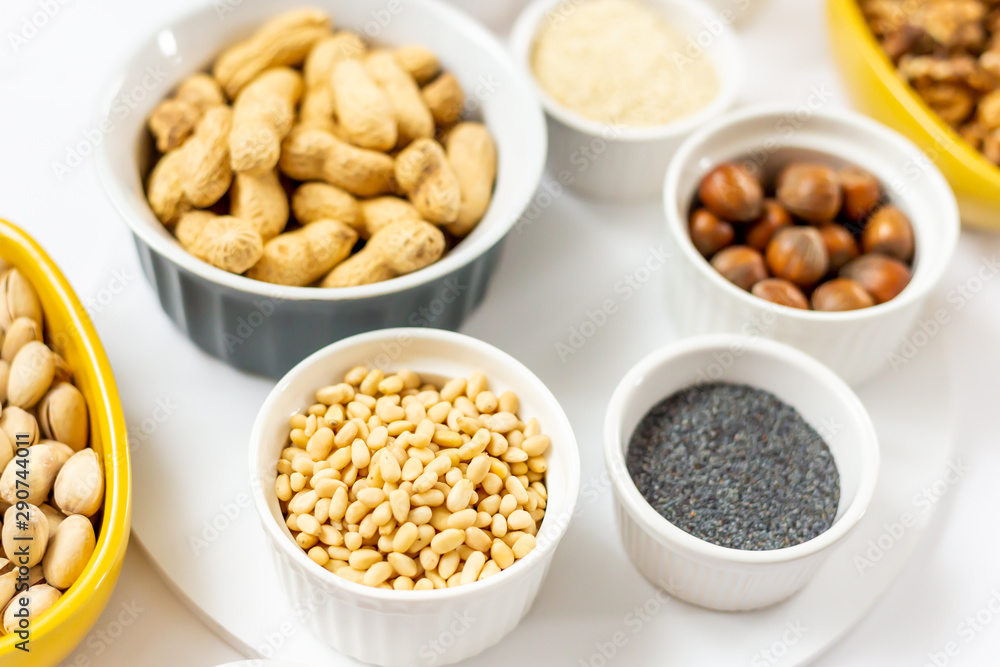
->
[{"left": 97, "top": 193, "right": 955, "bottom": 666}]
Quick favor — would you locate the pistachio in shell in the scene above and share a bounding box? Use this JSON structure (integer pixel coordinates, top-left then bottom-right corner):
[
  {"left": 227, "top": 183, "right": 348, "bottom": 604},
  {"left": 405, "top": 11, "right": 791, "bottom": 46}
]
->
[
  {"left": 0, "top": 430, "right": 10, "bottom": 472},
  {"left": 53, "top": 449, "right": 103, "bottom": 517},
  {"left": 0, "top": 361, "right": 8, "bottom": 404},
  {"left": 39, "top": 503, "right": 68, "bottom": 535},
  {"left": 1, "top": 504, "right": 48, "bottom": 568},
  {"left": 0, "top": 317, "right": 41, "bottom": 363},
  {"left": 0, "top": 442, "right": 71, "bottom": 506},
  {"left": 7, "top": 340, "right": 55, "bottom": 409},
  {"left": 0, "top": 406, "right": 39, "bottom": 446},
  {"left": 0, "top": 572, "right": 15, "bottom": 612},
  {"left": 43, "top": 514, "right": 97, "bottom": 590},
  {"left": 2, "top": 583, "right": 60, "bottom": 635},
  {"left": 38, "top": 383, "right": 89, "bottom": 452},
  {"left": 0, "top": 269, "right": 43, "bottom": 330},
  {"left": 52, "top": 352, "right": 73, "bottom": 384}
]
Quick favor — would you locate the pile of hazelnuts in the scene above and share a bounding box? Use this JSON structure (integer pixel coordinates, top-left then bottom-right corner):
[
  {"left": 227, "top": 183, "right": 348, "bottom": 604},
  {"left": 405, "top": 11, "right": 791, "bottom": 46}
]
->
[{"left": 689, "top": 160, "right": 915, "bottom": 311}]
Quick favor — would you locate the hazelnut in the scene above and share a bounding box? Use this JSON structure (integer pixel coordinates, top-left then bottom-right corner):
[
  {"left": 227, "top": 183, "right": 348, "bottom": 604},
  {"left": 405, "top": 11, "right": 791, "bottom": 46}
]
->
[
  {"left": 818, "top": 223, "right": 860, "bottom": 273},
  {"left": 765, "top": 227, "right": 830, "bottom": 288},
  {"left": 689, "top": 208, "right": 735, "bottom": 258},
  {"left": 840, "top": 253, "right": 912, "bottom": 304},
  {"left": 710, "top": 246, "right": 768, "bottom": 291},
  {"left": 862, "top": 205, "right": 914, "bottom": 262},
  {"left": 838, "top": 166, "right": 882, "bottom": 221},
  {"left": 745, "top": 200, "right": 792, "bottom": 252},
  {"left": 777, "top": 163, "right": 843, "bottom": 223},
  {"left": 698, "top": 163, "right": 764, "bottom": 222},
  {"left": 751, "top": 278, "right": 809, "bottom": 309},
  {"left": 811, "top": 278, "right": 876, "bottom": 311}
]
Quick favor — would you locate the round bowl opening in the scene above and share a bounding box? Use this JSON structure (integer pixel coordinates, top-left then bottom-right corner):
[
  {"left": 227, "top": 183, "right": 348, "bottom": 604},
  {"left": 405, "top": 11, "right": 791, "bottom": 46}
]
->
[
  {"left": 663, "top": 105, "right": 960, "bottom": 322},
  {"left": 95, "top": 0, "right": 546, "bottom": 302},
  {"left": 605, "top": 335, "right": 879, "bottom": 564},
  {"left": 510, "top": 0, "right": 744, "bottom": 141},
  {"left": 251, "top": 328, "right": 581, "bottom": 602}
]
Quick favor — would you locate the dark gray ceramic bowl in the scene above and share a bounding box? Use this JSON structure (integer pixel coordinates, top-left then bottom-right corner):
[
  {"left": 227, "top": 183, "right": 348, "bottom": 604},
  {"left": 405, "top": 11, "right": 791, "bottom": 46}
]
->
[{"left": 95, "top": 0, "right": 546, "bottom": 378}]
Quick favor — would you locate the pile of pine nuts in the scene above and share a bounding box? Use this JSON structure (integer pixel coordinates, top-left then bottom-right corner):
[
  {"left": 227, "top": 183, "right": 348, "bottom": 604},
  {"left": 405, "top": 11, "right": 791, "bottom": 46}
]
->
[{"left": 275, "top": 366, "right": 549, "bottom": 590}]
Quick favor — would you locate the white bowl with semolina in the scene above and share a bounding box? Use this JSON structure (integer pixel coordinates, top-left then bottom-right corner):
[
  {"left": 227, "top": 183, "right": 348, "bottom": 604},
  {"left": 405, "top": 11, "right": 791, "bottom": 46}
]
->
[
  {"left": 510, "top": 0, "right": 743, "bottom": 200},
  {"left": 250, "top": 328, "right": 580, "bottom": 666}
]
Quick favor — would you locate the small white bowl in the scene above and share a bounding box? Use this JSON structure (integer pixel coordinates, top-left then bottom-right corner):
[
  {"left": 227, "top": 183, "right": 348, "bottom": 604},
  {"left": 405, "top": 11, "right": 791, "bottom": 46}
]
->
[
  {"left": 510, "top": 0, "right": 743, "bottom": 200},
  {"left": 250, "top": 328, "right": 580, "bottom": 666},
  {"left": 662, "top": 105, "right": 960, "bottom": 386},
  {"left": 604, "top": 334, "right": 880, "bottom": 611}
]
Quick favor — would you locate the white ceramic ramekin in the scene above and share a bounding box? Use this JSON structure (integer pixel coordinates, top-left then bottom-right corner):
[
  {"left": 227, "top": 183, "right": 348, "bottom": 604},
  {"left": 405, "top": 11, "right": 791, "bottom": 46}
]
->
[
  {"left": 604, "top": 334, "right": 879, "bottom": 611},
  {"left": 510, "top": 0, "right": 743, "bottom": 200},
  {"left": 96, "top": 0, "right": 547, "bottom": 378},
  {"left": 250, "top": 328, "right": 580, "bottom": 666},
  {"left": 663, "top": 105, "right": 960, "bottom": 386}
]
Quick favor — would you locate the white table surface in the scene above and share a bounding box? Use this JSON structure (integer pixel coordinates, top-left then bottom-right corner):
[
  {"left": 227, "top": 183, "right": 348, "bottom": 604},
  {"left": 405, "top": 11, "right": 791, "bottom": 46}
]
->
[{"left": 1, "top": 0, "right": 999, "bottom": 664}]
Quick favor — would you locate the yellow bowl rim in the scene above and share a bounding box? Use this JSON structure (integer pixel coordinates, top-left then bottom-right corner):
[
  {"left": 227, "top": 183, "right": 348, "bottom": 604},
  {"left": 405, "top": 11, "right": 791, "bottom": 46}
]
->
[
  {"left": 0, "top": 219, "right": 131, "bottom": 653},
  {"left": 831, "top": 0, "right": 1000, "bottom": 191}
]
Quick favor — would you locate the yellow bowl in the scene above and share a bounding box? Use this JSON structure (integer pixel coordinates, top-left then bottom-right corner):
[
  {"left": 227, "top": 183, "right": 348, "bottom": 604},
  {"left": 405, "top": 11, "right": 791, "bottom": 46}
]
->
[
  {"left": 827, "top": 0, "right": 1000, "bottom": 230},
  {"left": 0, "top": 220, "right": 131, "bottom": 666}
]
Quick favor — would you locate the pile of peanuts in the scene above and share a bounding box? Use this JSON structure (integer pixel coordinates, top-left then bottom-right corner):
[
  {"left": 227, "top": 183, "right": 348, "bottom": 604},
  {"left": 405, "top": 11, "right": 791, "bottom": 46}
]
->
[
  {"left": 276, "top": 366, "right": 549, "bottom": 590},
  {"left": 145, "top": 9, "right": 498, "bottom": 288},
  {"left": 0, "top": 263, "right": 105, "bottom": 634}
]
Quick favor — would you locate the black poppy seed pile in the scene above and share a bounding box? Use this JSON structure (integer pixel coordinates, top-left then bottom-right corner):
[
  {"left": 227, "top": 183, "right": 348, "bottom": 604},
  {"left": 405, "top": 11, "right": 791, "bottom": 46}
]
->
[{"left": 626, "top": 382, "right": 840, "bottom": 551}]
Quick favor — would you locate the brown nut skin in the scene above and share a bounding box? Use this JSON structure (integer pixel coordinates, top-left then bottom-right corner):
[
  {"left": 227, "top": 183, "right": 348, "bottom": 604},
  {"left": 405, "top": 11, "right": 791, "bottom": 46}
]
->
[
  {"left": 839, "top": 253, "right": 912, "bottom": 304},
  {"left": 777, "top": 163, "right": 843, "bottom": 223},
  {"left": 765, "top": 227, "right": 830, "bottom": 289},
  {"left": 745, "top": 200, "right": 793, "bottom": 252},
  {"left": 709, "top": 246, "right": 768, "bottom": 291},
  {"left": 811, "top": 278, "right": 876, "bottom": 311},
  {"left": 838, "top": 166, "right": 883, "bottom": 221},
  {"left": 818, "top": 223, "right": 860, "bottom": 273},
  {"left": 862, "top": 205, "right": 915, "bottom": 262},
  {"left": 697, "top": 163, "right": 764, "bottom": 222},
  {"left": 751, "top": 278, "right": 809, "bottom": 309},
  {"left": 689, "top": 208, "right": 735, "bottom": 258}
]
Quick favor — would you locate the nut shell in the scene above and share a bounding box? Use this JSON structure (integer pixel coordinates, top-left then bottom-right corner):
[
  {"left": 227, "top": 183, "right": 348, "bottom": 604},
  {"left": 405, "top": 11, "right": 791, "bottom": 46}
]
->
[
  {"left": 0, "top": 406, "right": 38, "bottom": 446},
  {"left": 7, "top": 340, "right": 55, "bottom": 409},
  {"left": 811, "top": 278, "right": 876, "bottom": 311},
  {"left": 698, "top": 163, "right": 764, "bottom": 222},
  {"left": 838, "top": 166, "right": 882, "bottom": 221},
  {"left": 0, "top": 316, "right": 41, "bottom": 363},
  {"left": 53, "top": 448, "right": 104, "bottom": 517},
  {"left": 751, "top": 278, "right": 809, "bottom": 309},
  {"left": 689, "top": 208, "right": 735, "bottom": 258},
  {"left": 43, "top": 514, "right": 97, "bottom": 590},
  {"left": 710, "top": 246, "right": 768, "bottom": 291},
  {"left": 38, "top": 382, "right": 89, "bottom": 452},
  {"left": 840, "top": 253, "right": 912, "bottom": 304},
  {"left": 745, "top": 200, "right": 792, "bottom": 251},
  {"left": 765, "top": 227, "right": 830, "bottom": 288},
  {"left": 862, "top": 205, "right": 914, "bottom": 262},
  {"left": 0, "top": 442, "right": 71, "bottom": 506},
  {"left": 2, "top": 504, "right": 49, "bottom": 568},
  {"left": 818, "top": 223, "right": 860, "bottom": 273},
  {"left": 777, "top": 163, "right": 842, "bottom": 223},
  {"left": 2, "top": 583, "right": 60, "bottom": 635},
  {"left": 0, "top": 268, "right": 43, "bottom": 330}
]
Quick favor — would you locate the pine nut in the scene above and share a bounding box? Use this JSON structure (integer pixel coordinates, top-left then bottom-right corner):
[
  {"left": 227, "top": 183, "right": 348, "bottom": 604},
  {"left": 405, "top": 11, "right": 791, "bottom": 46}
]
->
[{"left": 276, "top": 368, "right": 551, "bottom": 588}]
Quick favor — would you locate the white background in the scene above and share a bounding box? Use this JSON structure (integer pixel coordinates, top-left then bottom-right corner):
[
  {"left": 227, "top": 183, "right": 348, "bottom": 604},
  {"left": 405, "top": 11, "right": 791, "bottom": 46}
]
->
[{"left": 1, "top": 0, "right": 1000, "bottom": 664}]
